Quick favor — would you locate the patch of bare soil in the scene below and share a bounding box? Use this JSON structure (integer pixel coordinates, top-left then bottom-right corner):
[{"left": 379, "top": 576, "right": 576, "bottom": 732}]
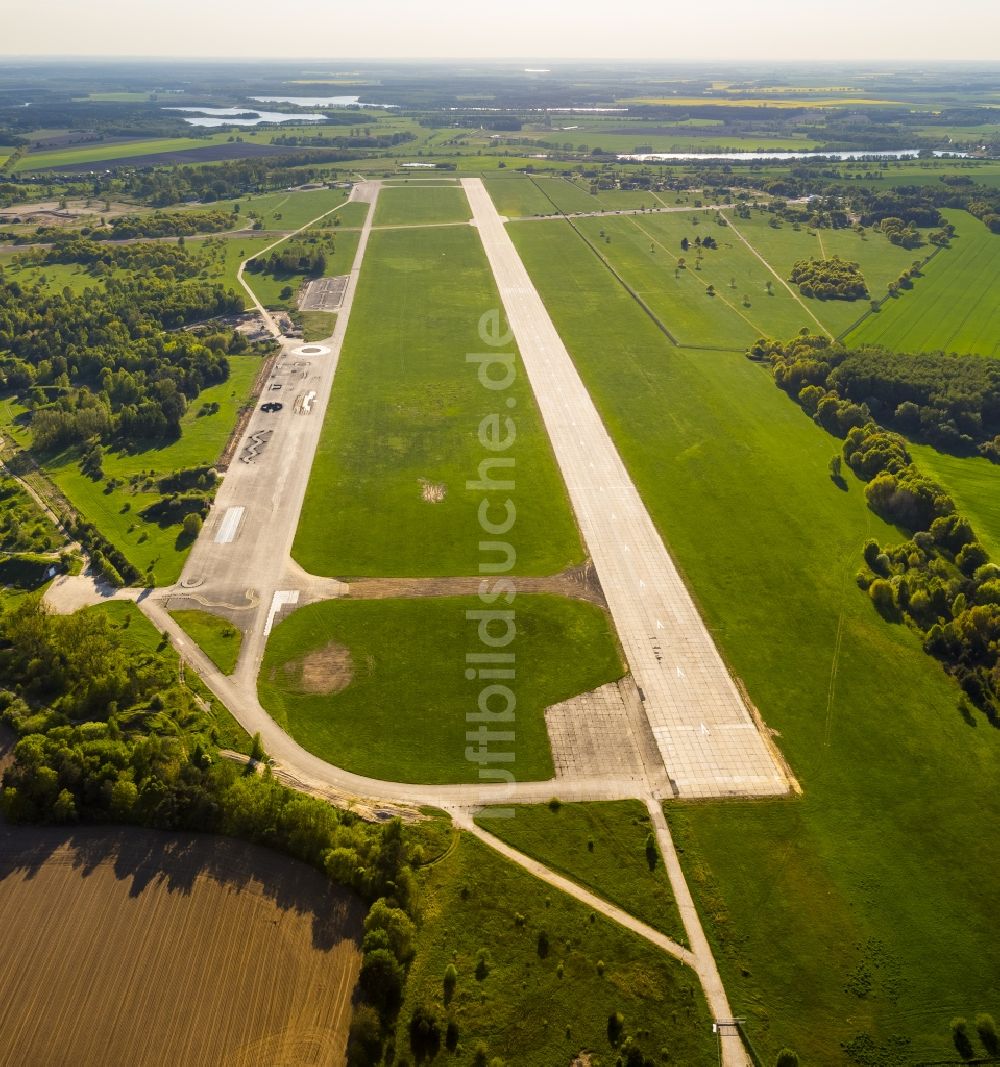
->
[
  {"left": 418, "top": 478, "right": 446, "bottom": 503},
  {"left": 285, "top": 640, "right": 354, "bottom": 696}
]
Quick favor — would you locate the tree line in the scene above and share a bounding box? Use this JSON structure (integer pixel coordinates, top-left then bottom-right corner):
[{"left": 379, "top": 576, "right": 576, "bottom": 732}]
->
[
  {"left": 756, "top": 334, "right": 1000, "bottom": 458},
  {"left": 756, "top": 334, "right": 1000, "bottom": 722}
]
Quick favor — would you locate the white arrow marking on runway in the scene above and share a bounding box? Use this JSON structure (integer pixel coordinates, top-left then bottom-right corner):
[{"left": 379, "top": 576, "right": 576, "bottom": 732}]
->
[
  {"left": 700, "top": 722, "right": 710, "bottom": 736},
  {"left": 656, "top": 619, "right": 664, "bottom": 630},
  {"left": 676, "top": 665, "right": 685, "bottom": 679},
  {"left": 639, "top": 579, "right": 645, "bottom": 589}
]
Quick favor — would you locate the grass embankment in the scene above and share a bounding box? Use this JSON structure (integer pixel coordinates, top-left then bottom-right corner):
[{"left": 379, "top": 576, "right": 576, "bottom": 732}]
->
[
  {"left": 294, "top": 223, "right": 582, "bottom": 578},
  {"left": 509, "top": 218, "right": 1000, "bottom": 1063},
  {"left": 373, "top": 185, "right": 471, "bottom": 227},
  {"left": 397, "top": 830, "right": 714, "bottom": 1066},
  {"left": 475, "top": 801, "right": 686, "bottom": 944},
  {"left": 5, "top": 355, "right": 262, "bottom": 586},
  {"left": 259, "top": 595, "right": 623, "bottom": 784},
  {"left": 849, "top": 209, "right": 1000, "bottom": 356},
  {"left": 169, "top": 609, "right": 243, "bottom": 675}
]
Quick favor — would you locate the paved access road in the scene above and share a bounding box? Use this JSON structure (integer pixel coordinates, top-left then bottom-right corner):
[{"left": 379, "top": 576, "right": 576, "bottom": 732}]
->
[{"left": 462, "top": 177, "right": 789, "bottom": 799}]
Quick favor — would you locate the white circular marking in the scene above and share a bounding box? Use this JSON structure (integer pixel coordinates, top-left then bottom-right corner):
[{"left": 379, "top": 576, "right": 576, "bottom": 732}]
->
[{"left": 291, "top": 344, "right": 331, "bottom": 357}]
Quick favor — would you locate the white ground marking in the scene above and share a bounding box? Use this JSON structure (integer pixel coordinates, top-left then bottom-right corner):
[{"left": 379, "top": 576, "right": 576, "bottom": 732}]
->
[
  {"left": 213, "top": 506, "right": 246, "bottom": 544},
  {"left": 463, "top": 177, "right": 789, "bottom": 799},
  {"left": 301, "top": 390, "right": 317, "bottom": 414},
  {"left": 292, "top": 344, "right": 331, "bottom": 357},
  {"left": 263, "top": 590, "right": 300, "bottom": 637}
]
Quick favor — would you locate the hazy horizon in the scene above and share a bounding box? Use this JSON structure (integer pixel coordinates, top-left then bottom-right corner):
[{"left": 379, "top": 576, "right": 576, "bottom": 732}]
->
[{"left": 3, "top": 0, "right": 999, "bottom": 63}]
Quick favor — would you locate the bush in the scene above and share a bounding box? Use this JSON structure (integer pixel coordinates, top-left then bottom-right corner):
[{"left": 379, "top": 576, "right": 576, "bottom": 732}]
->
[
  {"left": 976, "top": 1013, "right": 998, "bottom": 1055},
  {"left": 952, "top": 1017, "right": 974, "bottom": 1060},
  {"left": 182, "top": 512, "right": 203, "bottom": 538},
  {"left": 443, "top": 963, "right": 457, "bottom": 1000},
  {"left": 358, "top": 949, "right": 404, "bottom": 1015},
  {"left": 408, "top": 1004, "right": 442, "bottom": 1060},
  {"left": 775, "top": 1051, "right": 799, "bottom": 1067},
  {"left": 346, "top": 1005, "right": 383, "bottom": 1067}
]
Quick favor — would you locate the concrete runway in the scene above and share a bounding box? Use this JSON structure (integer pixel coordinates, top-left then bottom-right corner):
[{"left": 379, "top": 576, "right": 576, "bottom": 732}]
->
[{"left": 462, "top": 177, "right": 789, "bottom": 799}]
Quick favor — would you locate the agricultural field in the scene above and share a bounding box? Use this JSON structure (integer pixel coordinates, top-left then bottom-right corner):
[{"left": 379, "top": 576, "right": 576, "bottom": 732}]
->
[
  {"left": 0, "top": 825, "right": 364, "bottom": 1067},
  {"left": 170, "top": 608, "right": 243, "bottom": 675},
  {"left": 848, "top": 210, "right": 1000, "bottom": 356},
  {"left": 509, "top": 218, "right": 1000, "bottom": 1062},
  {"left": 14, "top": 134, "right": 232, "bottom": 171},
  {"left": 294, "top": 223, "right": 583, "bottom": 578},
  {"left": 476, "top": 801, "right": 686, "bottom": 944},
  {"left": 1, "top": 355, "right": 263, "bottom": 585},
  {"left": 212, "top": 186, "right": 351, "bottom": 230},
  {"left": 258, "top": 595, "right": 623, "bottom": 784},
  {"left": 396, "top": 829, "right": 715, "bottom": 1066},
  {"left": 372, "top": 184, "right": 471, "bottom": 226}
]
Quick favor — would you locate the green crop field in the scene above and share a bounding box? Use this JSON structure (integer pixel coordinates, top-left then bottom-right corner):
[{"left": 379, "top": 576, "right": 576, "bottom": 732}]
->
[
  {"left": 849, "top": 210, "right": 1000, "bottom": 356},
  {"left": 14, "top": 135, "right": 227, "bottom": 171},
  {"left": 169, "top": 609, "right": 243, "bottom": 675},
  {"left": 372, "top": 184, "right": 472, "bottom": 226},
  {"left": 476, "top": 801, "right": 686, "bottom": 944},
  {"left": 258, "top": 595, "right": 623, "bottom": 784},
  {"left": 293, "top": 223, "right": 583, "bottom": 578},
  {"left": 33, "top": 355, "right": 262, "bottom": 585},
  {"left": 910, "top": 444, "right": 1000, "bottom": 559},
  {"left": 399, "top": 829, "right": 714, "bottom": 1066},
  {"left": 509, "top": 219, "right": 1000, "bottom": 1062}
]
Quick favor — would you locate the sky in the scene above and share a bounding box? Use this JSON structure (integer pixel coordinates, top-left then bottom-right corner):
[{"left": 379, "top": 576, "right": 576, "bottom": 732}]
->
[{"left": 3, "top": 0, "right": 1000, "bottom": 61}]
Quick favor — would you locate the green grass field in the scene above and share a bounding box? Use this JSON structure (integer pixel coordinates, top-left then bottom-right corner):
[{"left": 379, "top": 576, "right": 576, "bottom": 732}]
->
[
  {"left": 169, "top": 609, "right": 243, "bottom": 675},
  {"left": 476, "top": 801, "right": 687, "bottom": 944},
  {"left": 849, "top": 210, "right": 1000, "bottom": 356},
  {"left": 482, "top": 174, "right": 561, "bottom": 217},
  {"left": 293, "top": 223, "right": 583, "bottom": 578},
  {"left": 372, "top": 184, "right": 472, "bottom": 226},
  {"left": 910, "top": 444, "right": 1000, "bottom": 559},
  {"left": 90, "top": 601, "right": 251, "bottom": 752},
  {"left": 719, "top": 209, "right": 925, "bottom": 337},
  {"left": 215, "top": 186, "right": 351, "bottom": 230},
  {"left": 36, "top": 355, "right": 261, "bottom": 585},
  {"left": 576, "top": 211, "right": 816, "bottom": 350},
  {"left": 399, "top": 830, "right": 714, "bottom": 1066},
  {"left": 509, "top": 219, "right": 1000, "bottom": 1062},
  {"left": 258, "top": 595, "right": 623, "bottom": 784},
  {"left": 299, "top": 310, "right": 336, "bottom": 341}
]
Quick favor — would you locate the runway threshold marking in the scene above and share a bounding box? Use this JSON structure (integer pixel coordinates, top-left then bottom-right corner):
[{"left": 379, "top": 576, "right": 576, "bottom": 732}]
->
[
  {"left": 214, "top": 506, "right": 246, "bottom": 544},
  {"left": 264, "top": 590, "right": 300, "bottom": 636}
]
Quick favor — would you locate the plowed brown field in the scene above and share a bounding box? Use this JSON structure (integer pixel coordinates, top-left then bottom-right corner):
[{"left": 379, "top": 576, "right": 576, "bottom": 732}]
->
[{"left": 0, "top": 826, "right": 363, "bottom": 1066}]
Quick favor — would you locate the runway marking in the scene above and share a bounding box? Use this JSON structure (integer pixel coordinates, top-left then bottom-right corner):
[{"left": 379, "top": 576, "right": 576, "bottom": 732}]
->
[
  {"left": 214, "top": 506, "right": 246, "bottom": 544},
  {"left": 301, "top": 389, "right": 317, "bottom": 414},
  {"left": 264, "top": 590, "right": 300, "bottom": 636}
]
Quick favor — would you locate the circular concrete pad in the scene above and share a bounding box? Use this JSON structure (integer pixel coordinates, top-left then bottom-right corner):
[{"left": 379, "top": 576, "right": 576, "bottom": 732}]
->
[{"left": 292, "top": 344, "right": 330, "bottom": 357}]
